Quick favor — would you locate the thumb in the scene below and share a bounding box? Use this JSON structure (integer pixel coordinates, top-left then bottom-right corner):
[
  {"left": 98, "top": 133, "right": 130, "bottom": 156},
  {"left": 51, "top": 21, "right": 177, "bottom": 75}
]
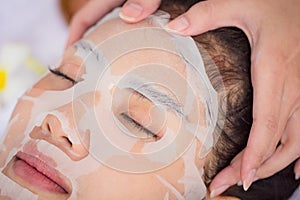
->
[
  {"left": 166, "top": 0, "right": 252, "bottom": 40},
  {"left": 66, "top": 0, "right": 125, "bottom": 48},
  {"left": 119, "top": 0, "right": 161, "bottom": 23}
]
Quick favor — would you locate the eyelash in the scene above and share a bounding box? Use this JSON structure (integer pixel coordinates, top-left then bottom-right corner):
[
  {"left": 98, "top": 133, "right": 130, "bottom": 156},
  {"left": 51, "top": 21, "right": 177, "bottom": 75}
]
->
[
  {"left": 48, "top": 67, "right": 76, "bottom": 84},
  {"left": 49, "top": 68, "right": 158, "bottom": 139},
  {"left": 120, "top": 113, "right": 158, "bottom": 139}
]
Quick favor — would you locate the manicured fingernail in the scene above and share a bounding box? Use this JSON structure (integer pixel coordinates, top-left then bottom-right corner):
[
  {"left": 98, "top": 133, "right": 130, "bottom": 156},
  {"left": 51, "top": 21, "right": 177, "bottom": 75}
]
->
[
  {"left": 295, "top": 173, "right": 299, "bottom": 180},
  {"left": 243, "top": 169, "right": 256, "bottom": 191},
  {"left": 119, "top": 3, "right": 143, "bottom": 22},
  {"left": 210, "top": 185, "right": 230, "bottom": 198},
  {"left": 166, "top": 16, "right": 189, "bottom": 32},
  {"left": 237, "top": 181, "right": 242, "bottom": 186}
]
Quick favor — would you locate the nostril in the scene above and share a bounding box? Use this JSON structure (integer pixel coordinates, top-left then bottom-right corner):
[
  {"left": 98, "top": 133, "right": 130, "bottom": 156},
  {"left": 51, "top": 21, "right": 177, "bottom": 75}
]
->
[
  {"left": 62, "top": 136, "right": 73, "bottom": 148},
  {"left": 40, "top": 114, "right": 88, "bottom": 161},
  {"left": 46, "top": 123, "right": 51, "bottom": 132}
]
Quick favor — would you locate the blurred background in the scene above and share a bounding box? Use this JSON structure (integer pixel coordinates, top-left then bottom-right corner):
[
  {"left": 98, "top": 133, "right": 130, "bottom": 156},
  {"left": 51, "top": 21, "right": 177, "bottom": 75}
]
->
[{"left": 0, "top": 0, "right": 88, "bottom": 137}]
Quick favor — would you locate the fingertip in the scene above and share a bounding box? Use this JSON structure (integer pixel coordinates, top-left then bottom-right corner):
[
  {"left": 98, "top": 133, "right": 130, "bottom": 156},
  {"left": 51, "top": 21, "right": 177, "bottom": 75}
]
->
[
  {"left": 65, "top": 31, "right": 76, "bottom": 49},
  {"left": 64, "top": 30, "right": 82, "bottom": 50},
  {"left": 166, "top": 0, "right": 247, "bottom": 36},
  {"left": 119, "top": 2, "right": 143, "bottom": 23},
  {"left": 119, "top": 0, "right": 161, "bottom": 23},
  {"left": 242, "top": 169, "right": 256, "bottom": 191},
  {"left": 166, "top": 15, "right": 190, "bottom": 34},
  {"left": 210, "top": 185, "right": 230, "bottom": 199},
  {"left": 236, "top": 180, "right": 242, "bottom": 186},
  {"left": 209, "top": 156, "right": 242, "bottom": 198},
  {"left": 240, "top": 154, "right": 258, "bottom": 182},
  {"left": 64, "top": 42, "right": 70, "bottom": 51},
  {"left": 294, "top": 159, "right": 300, "bottom": 180},
  {"left": 210, "top": 166, "right": 239, "bottom": 192},
  {"left": 64, "top": 32, "right": 76, "bottom": 50},
  {"left": 240, "top": 137, "right": 270, "bottom": 180},
  {"left": 65, "top": 39, "right": 75, "bottom": 50}
]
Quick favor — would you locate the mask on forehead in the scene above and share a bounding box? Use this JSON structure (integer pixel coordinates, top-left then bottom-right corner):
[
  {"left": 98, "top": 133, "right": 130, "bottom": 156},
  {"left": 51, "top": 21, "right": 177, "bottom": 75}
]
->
[{"left": 0, "top": 8, "right": 222, "bottom": 200}]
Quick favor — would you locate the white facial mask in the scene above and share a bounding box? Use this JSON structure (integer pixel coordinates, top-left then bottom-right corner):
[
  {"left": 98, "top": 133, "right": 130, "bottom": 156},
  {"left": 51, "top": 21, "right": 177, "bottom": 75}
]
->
[{"left": 0, "top": 8, "right": 221, "bottom": 200}]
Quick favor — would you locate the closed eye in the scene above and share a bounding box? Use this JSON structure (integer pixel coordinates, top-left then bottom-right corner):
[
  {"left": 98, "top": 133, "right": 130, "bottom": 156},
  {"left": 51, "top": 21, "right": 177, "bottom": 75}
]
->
[
  {"left": 120, "top": 113, "right": 159, "bottom": 140},
  {"left": 48, "top": 67, "right": 76, "bottom": 85}
]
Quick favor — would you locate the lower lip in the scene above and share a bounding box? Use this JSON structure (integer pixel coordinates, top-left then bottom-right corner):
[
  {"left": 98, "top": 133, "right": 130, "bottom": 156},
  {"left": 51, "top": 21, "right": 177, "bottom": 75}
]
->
[{"left": 13, "top": 158, "right": 67, "bottom": 194}]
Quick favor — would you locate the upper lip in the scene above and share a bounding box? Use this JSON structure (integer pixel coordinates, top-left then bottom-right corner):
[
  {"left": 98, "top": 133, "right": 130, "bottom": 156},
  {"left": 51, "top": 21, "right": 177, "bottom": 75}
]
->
[{"left": 16, "top": 151, "right": 71, "bottom": 194}]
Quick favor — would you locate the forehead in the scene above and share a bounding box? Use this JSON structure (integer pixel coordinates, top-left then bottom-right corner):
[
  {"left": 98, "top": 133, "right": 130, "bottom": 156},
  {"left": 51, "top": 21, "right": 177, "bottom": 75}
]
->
[
  {"left": 83, "top": 18, "right": 165, "bottom": 44},
  {"left": 81, "top": 17, "right": 182, "bottom": 63},
  {"left": 73, "top": 17, "right": 191, "bottom": 102}
]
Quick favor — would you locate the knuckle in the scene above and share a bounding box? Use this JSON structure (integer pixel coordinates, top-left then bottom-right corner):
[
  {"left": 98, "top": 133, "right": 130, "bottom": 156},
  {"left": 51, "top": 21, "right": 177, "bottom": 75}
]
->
[
  {"left": 246, "top": 144, "right": 267, "bottom": 161},
  {"left": 265, "top": 116, "right": 279, "bottom": 134},
  {"left": 253, "top": 114, "right": 279, "bottom": 135}
]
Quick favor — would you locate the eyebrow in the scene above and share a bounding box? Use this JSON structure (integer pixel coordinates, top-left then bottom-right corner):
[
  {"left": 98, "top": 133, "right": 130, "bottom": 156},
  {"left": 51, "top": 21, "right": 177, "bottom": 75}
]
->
[
  {"left": 74, "top": 40, "right": 101, "bottom": 61},
  {"left": 75, "top": 41, "right": 183, "bottom": 116},
  {"left": 127, "top": 79, "right": 183, "bottom": 116}
]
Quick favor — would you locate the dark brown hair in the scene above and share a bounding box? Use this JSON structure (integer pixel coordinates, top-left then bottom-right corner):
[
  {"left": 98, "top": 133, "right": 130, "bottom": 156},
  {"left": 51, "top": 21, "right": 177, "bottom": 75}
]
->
[{"left": 159, "top": 1, "right": 300, "bottom": 199}]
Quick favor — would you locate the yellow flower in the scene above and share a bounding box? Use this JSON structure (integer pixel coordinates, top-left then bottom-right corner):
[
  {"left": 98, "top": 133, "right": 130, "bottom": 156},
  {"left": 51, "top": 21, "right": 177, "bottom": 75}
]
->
[{"left": 0, "top": 69, "right": 6, "bottom": 90}]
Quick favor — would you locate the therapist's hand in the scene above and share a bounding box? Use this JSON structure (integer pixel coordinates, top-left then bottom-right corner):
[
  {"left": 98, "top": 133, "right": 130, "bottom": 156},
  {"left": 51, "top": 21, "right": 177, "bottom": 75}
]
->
[
  {"left": 66, "top": 0, "right": 300, "bottom": 197},
  {"left": 65, "top": 0, "right": 161, "bottom": 48},
  {"left": 65, "top": 0, "right": 124, "bottom": 48},
  {"left": 153, "top": 0, "right": 299, "bottom": 197},
  {"left": 116, "top": 0, "right": 300, "bottom": 197}
]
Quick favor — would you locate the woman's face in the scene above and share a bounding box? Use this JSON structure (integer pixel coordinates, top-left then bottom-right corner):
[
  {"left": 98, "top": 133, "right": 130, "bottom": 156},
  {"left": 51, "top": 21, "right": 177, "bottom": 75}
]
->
[{"left": 0, "top": 15, "right": 213, "bottom": 200}]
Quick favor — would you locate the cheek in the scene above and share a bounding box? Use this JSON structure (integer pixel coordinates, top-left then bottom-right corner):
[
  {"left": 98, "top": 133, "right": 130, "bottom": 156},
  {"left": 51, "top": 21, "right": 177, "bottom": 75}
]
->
[
  {"left": 75, "top": 165, "right": 179, "bottom": 200},
  {"left": 155, "top": 158, "right": 185, "bottom": 194},
  {"left": 0, "top": 100, "right": 34, "bottom": 167}
]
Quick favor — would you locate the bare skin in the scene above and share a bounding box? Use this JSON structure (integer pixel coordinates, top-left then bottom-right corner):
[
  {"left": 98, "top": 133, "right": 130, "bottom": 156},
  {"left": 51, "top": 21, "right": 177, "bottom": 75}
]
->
[{"left": 66, "top": 0, "right": 300, "bottom": 197}]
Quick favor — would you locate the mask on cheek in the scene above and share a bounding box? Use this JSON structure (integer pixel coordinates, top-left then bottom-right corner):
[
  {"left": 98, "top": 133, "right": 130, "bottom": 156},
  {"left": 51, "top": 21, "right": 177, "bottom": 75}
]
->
[{"left": 0, "top": 8, "right": 223, "bottom": 200}]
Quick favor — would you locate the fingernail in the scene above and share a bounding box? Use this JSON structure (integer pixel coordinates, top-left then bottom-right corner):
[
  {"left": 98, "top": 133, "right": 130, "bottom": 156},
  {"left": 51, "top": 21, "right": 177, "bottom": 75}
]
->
[
  {"left": 237, "top": 181, "right": 242, "bottom": 186},
  {"left": 243, "top": 169, "right": 256, "bottom": 191},
  {"left": 295, "top": 173, "right": 299, "bottom": 180},
  {"left": 210, "top": 185, "right": 230, "bottom": 198},
  {"left": 119, "top": 3, "right": 143, "bottom": 22},
  {"left": 166, "top": 16, "right": 189, "bottom": 32}
]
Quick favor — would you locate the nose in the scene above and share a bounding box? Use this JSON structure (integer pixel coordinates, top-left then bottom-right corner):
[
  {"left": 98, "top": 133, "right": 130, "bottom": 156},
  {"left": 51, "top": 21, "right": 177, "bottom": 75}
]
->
[{"left": 30, "top": 114, "right": 89, "bottom": 161}]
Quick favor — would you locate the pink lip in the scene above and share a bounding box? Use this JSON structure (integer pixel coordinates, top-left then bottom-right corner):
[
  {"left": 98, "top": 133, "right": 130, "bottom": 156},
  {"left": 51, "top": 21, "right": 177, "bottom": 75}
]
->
[{"left": 13, "top": 151, "right": 71, "bottom": 194}]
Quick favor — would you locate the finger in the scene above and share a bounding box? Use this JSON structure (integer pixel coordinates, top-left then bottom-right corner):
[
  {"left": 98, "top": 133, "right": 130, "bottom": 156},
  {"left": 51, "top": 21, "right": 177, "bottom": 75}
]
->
[
  {"left": 66, "top": 0, "right": 125, "bottom": 48},
  {"left": 166, "top": 0, "right": 253, "bottom": 39},
  {"left": 256, "top": 144, "right": 299, "bottom": 179},
  {"left": 255, "top": 108, "right": 300, "bottom": 178},
  {"left": 211, "top": 195, "right": 240, "bottom": 200},
  {"left": 209, "top": 152, "right": 243, "bottom": 198},
  {"left": 295, "top": 159, "right": 300, "bottom": 180},
  {"left": 240, "top": 46, "right": 290, "bottom": 190},
  {"left": 119, "top": 0, "right": 161, "bottom": 23}
]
